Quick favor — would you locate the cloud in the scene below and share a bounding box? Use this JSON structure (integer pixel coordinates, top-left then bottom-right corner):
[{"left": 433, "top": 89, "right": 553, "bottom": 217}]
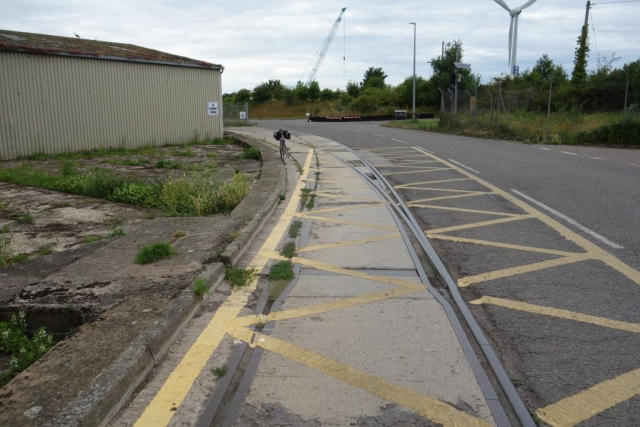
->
[{"left": 2, "top": 0, "right": 638, "bottom": 93}]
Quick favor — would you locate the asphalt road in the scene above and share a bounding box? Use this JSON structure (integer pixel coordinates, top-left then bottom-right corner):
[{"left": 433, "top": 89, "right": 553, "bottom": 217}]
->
[{"left": 257, "top": 119, "right": 640, "bottom": 426}]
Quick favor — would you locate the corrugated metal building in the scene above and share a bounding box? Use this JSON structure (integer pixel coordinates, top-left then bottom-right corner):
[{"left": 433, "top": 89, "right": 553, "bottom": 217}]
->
[{"left": 0, "top": 30, "right": 224, "bottom": 160}]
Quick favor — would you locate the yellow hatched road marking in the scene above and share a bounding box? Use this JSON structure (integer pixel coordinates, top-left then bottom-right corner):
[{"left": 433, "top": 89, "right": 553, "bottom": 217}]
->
[
  {"left": 294, "top": 212, "right": 398, "bottom": 231},
  {"left": 536, "top": 367, "right": 640, "bottom": 427},
  {"left": 373, "top": 162, "right": 441, "bottom": 168},
  {"left": 471, "top": 296, "right": 640, "bottom": 334},
  {"left": 410, "top": 204, "right": 518, "bottom": 217},
  {"left": 401, "top": 187, "right": 483, "bottom": 194},
  {"left": 132, "top": 149, "right": 315, "bottom": 427},
  {"left": 383, "top": 168, "right": 451, "bottom": 176},
  {"left": 425, "top": 215, "right": 532, "bottom": 234},
  {"left": 457, "top": 255, "right": 591, "bottom": 287},
  {"left": 395, "top": 178, "right": 471, "bottom": 188},
  {"left": 312, "top": 203, "right": 385, "bottom": 214},
  {"left": 225, "top": 328, "right": 492, "bottom": 427},
  {"left": 407, "top": 192, "right": 493, "bottom": 203},
  {"left": 314, "top": 191, "right": 386, "bottom": 203},
  {"left": 427, "top": 234, "right": 579, "bottom": 257},
  {"left": 372, "top": 160, "right": 438, "bottom": 166},
  {"left": 297, "top": 233, "right": 402, "bottom": 253}
]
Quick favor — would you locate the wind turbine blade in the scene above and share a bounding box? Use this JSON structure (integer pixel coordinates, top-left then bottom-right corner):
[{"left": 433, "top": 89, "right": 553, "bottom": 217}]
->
[
  {"left": 493, "top": 0, "right": 512, "bottom": 12},
  {"left": 512, "top": 14, "right": 519, "bottom": 73},
  {"left": 519, "top": 0, "right": 537, "bottom": 10},
  {"left": 508, "top": 16, "right": 514, "bottom": 70}
]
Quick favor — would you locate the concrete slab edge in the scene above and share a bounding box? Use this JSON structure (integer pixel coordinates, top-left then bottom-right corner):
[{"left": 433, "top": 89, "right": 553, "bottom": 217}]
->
[{"left": 45, "top": 133, "right": 286, "bottom": 427}]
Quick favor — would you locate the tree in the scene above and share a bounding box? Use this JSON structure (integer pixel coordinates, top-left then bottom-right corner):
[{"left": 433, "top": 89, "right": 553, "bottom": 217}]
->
[
  {"left": 308, "top": 81, "right": 321, "bottom": 102},
  {"left": 320, "top": 88, "right": 337, "bottom": 101},
  {"left": 236, "top": 89, "right": 251, "bottom": 103},
  {"left": 532, "top": 54, "right": 568, "bottom": 84},
  {"left": 293, "top": 81, "right": 310, "bottom": 101},
  {"left": 429, "top": 40, "right": 471, "bottom": 94},
  {"left": 572, "top": 25, "right": 590, "bottom": 90},
  {"left": 362, "top": 67, "right": 388, "bottom": 89},
  {"left": 346, "top": 80, "right": 360, "bottom": 98},
  {"left": 252, "top": 83, "right": 272, "bottom": 104}
]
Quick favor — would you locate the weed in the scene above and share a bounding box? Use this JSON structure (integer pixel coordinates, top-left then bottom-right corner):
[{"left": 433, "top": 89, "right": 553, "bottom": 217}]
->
[
  {"left": 229, "top": 230, "right": 241, "bottom": 239},
  {"left": 174, "top": 231, "right": 186, "bottom": 238},
  {"left": 315, "top": 171, "right": 321, "bottom": 180},
  {"left": 0, "top": 225, "right": 9, "bottom": 234},
  {"left": 52, "top": 202, "right": 71, "bottom": 208},
  {"left": 238, "top": 147, "right": 261, "bottom": 160},
  {"left": 0, "top": 312, "right": 55, "bottom": 387},
  {"left": 268, "top": 261, "right": 294, "bottom": 281},
  {"left": 121, "top": 158, "right": 149, "bottom": 166},
  {"left": 13, "top": 212, "right": 34, "bottom": 224},
  {"left": 288, "top": 221, "right": 303, "bottom": 238},
  {"left": 84, "top": 235, "right": 104, "bottom": 244},
  {"left": 306, "top": 194, "right": 317, "bottom": 210},
  {"left": 216, "top": 248, "right": 226, "bottom": 256},
  {"left": 206, "top": 153, "right": 218, "bottom": 158},
  {"left": 155, "top": 159, "right": 169, "bottom": 168},
  {"left": 212, "top": 366, "right": 228, "bottom": 379},
  {"left": 279, "top": 242, "right": 296, "bottom": 259},
  {"left": 0, "top": 202, "right": 4, "bottom": 211},
  {"left": 60, "top": 160, "right": 77, "bottom": 177},
  {"left": 225, "top": 266, "right": 257, "bottom": 288},
  {"left": 278, "top": 193, "right": 286, "bottom": 204},
  {"left": 110, "top": 227, "right": 126, "bottom": 238},
  {"left": 268, "top": 279, "right": 289, "bottom": 303},
  {"left": 36, "top": 246, "right": 54, "bottom": 256},
  {"left": 300, "top": 188, "right": 312, "bottom": 207},
  {"left": 135, "top": 242, "right": 175, "bottom": 264},
  {"left": 20, "top": 145, "right": 160, "bottom": 161},
  {"left": 529, "top": 409, "right": 541, "bottom": 425},
  {"left": 107, "top": 213, "right": 127, "bottom": 227},
  {"left": 511, "top": 378, "right": 523, "bottom": 387},
  {"left": 193, "top": 278, "right": 208, "bottom": 300}
]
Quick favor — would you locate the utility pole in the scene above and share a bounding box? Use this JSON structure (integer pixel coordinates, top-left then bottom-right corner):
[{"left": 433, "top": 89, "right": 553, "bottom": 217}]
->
[
  {"left": 441, "top": 41, "right": 444, "bottom": 59},
  {"left": 409, "top": 22, "right": 417, "bottom": 120},
  {"left": 584, "top": 1, "right": 591, "bottom": 27},
  {"left": 624, "top": 71, "right": 630, "bottom": 113},
  {"left": 546, "top": 77, "right": 553, "bottom": 136},
  {"left": 454, "top": 50, "right": 460, "bottom": 115}
]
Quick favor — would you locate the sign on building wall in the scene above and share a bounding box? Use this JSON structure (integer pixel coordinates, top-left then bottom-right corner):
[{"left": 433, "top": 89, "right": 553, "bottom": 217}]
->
[{"left": 207, "top": 102, "right": 219, "bottom": 116}]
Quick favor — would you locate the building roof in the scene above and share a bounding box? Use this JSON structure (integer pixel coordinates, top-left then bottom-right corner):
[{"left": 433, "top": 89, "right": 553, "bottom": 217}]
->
[{"left": 0, "top": 29, "right": 223, "bottom": 71}]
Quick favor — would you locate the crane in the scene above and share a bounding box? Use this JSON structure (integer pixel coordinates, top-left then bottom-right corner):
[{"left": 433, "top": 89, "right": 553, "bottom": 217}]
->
[{"left": 305, "top": 7, "right": 347, "bottom": 86}]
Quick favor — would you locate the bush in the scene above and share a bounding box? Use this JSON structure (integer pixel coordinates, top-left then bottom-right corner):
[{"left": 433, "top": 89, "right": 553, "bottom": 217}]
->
[
  {"left": 135, "top": 242, "right": 175, "bottom": 264},
  {"left": 566, "top": 116, "right": 640, "bottom": 146},
  {"left": 239, "top": 147, "right": 261, "bottom": 160}
]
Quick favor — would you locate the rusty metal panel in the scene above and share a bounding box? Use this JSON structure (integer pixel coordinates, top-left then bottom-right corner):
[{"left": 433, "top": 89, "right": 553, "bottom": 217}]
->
[{"left": 0, "top": 51, "right": 223, "bottom": 160}]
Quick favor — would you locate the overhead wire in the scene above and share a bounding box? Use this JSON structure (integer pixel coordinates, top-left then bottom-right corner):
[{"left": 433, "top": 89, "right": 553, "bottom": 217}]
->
[{"left": 590, "top": 10, "right": 599, "bottom": 57}]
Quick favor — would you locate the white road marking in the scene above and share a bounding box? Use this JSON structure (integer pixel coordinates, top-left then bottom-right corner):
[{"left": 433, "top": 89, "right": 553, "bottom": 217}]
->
[
  {"left": 373, "top": 134, "right": 387, "bottom": 138},
  {"left": 561, "top": 151, "right": 578, "bottom": 156},
  {"left": 392, "top": 138, "right": 408, "bottom": 145},
  {"left": 511, "top": 189, "right": 624, "bottom": 250},
  {"left": 355, "top": 130, "right": 366, "bottom": 133},
  {"left": 590, "top": 157, "right": 604, "bottom": 160},
  {"left": 449, "top": 159, "right": 480, "bottom": 174},
  {"left": 538, "top": 147, "right": 551, "bottom": 151},
  {"left": 420, "top": 148, "right": 436, "bottom": 154},
  {"left": 630, "top": 164, "right": 640, "bottom": 168}
]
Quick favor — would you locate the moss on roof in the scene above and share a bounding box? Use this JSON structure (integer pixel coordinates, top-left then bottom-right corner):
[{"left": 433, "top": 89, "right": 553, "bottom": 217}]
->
[{"left": 0, "top": 29, "right": 222, "bottom": 70}]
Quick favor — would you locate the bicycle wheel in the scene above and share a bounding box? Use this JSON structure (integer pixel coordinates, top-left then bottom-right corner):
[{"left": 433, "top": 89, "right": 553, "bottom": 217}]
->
[{"left": 280, "top": 139, "right": 288, "bottom": 165}]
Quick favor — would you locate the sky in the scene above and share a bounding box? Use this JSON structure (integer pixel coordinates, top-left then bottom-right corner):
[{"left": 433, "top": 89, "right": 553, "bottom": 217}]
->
[{"left": 2, "top": 0, "right": 639, "bottom": 93}]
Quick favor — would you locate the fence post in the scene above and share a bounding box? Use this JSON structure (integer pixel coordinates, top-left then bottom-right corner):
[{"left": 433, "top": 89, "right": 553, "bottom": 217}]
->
[
  {"left": 546, "top": 77, "right": 553, "bottom": 137},
  {"left": 624, "top": 71, "right": 629, "bottom": 114},
  {"left": 448, "top": 89, "right": 454, "bottom": 114},
  {"left": 437, "top": 88, "right": 445, "bottom": 115},
  {"left": 245, "top": 102, "right": 249, "bottom": 125}
]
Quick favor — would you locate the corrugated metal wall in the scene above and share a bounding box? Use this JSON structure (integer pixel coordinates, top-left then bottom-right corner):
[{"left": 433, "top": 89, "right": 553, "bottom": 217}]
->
[{"left": 0, "top": 51, "right": 223, "bottom": 160}]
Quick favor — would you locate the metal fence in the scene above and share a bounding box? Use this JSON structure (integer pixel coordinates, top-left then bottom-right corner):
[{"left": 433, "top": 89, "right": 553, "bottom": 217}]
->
[{"left": 223, "top": 102, "right": 250, "bottom": 126}]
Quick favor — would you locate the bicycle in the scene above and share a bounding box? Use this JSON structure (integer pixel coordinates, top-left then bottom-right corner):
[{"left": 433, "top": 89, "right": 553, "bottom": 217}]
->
[{"left": 273, "top": 129, "right": 291, "bottom": 165}]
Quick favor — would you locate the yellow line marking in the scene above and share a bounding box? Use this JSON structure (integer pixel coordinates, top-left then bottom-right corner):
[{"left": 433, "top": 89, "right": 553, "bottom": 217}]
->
[
  {"left": 407, "top": 192, "right": 495, "bottom": 204},
  {"left": 395, "top": 178, "right": 471, "bottom": 188},
  {"left": 382, "top": 168, "right": 452, "bottom": 176},
  {"left": 457, "top": 255, "right": 590, "bottom": 287},
  {"left": 425, "top": 215, "right": 532, "bottom": 234},
  {"left": 312, "top": 203, "right": 385, "bottom": 214},
  {"left": 381, "top": 155, "right": 433, "bottom": 161},
  {"left": 298, "top": 233, "right": 402, "bottom": 253},
  {"left": 294, "top": 213, "right": 398, "bottom": 231},
  {"left": 224, "top": 328, "right": 491, "bottom": 427},
  {"left": 471, "top": 296, "right": 640, "bottom": 334},
  {"left": 409, "top": 204, "right": 518, "bottom": 217},
  {"left": 372, "top": 160, "right": 437, "bottom": 166},
  {"left": 536, "top": 367, "right": 640, "bottom": 427},
  {"left": 401, "top": 187, "right": 483, "bottom": 194},
  {"left": 314, "top": 191, "right": 384, "bottom": 203},
  {"left": 413, "top": 146, "right": 640, "bottom": 288},
  {"left": 427, "top": 234, "right": 579, "bottom": 256},
  {"left": 133, "top": 149, "right": 315, "bottom": 427},
  {"left": 372, "top": 162, "right": 441, "bottom": 168}
]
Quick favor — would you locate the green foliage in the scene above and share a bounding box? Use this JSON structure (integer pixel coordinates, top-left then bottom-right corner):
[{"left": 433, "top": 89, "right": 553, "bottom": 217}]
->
[
  {"left": 572, "top": 25, "right": 590, "bottom": 91},
  {"left": 193, "top": 278, "right": 208, "bottom": 300},
  {"left": 225, "top": 266, "right": 257, "bottom": 288},
  {"left": 110, "top": 227, "right": 126, "bottom": 238},
  {"left": 13, "top": 212, "right": 34, "bottom": 224},
  {"left": 238, "top": 147, "right": 261, "bottom": 160},
  {"left": 279, "top": 242, "right": 296, "bottom": 259},
  {"left": 566, "top": 115, "right": 640, "bottom": 146},
  {"left": 0, "top": 225, "right": 9, "bottom": 234},
  {"left": 84, "top": 235, "right": 103, "bottom": 244},
  {"left": 288, "top": 221, "right": 303, "bottom": 238},
  {"left": 308, "top": 81, "right": 321, "bottom": 102},
  {"left": 362, "top": 67, "right": 388, "bottom": 89},
  {"left": 0, "top": 312, "right": 55, "bottom": 387},
  {"left": 36, "top": 246, "right": 54, "bottom": 256},
  {"left": 135, "top": 242, "right": 175, "bottom": 264},
  {"left": 268, "top": 261, "right": 294, "bottom": 281},
  {"left": 346, "top": 80, "right": 360, "bottom": 98},
  {"left": 306, "top": 193, "right": 317, "bottom": 210},
  {"left": 60, "top": 160, "right": 77, "bottom": 177},
  {"left": 212, "top": 365, "right": 228, "bottom": 379},
  {"left": 268, "top": 279, "right": 289, "bottom": 303},
  {"left": 293, "top": 81, "right": 310, "bottom": 102}
]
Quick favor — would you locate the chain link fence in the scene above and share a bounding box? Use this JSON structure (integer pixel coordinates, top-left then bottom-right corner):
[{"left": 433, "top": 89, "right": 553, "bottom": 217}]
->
[{"left": 223, "top": 102, "right": 249, "bottom": 126}]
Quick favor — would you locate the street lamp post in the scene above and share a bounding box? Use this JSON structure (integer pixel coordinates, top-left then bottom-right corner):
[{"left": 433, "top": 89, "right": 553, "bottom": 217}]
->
[{"left": 409, "top": 22, "right": 416, "bottom": 120}]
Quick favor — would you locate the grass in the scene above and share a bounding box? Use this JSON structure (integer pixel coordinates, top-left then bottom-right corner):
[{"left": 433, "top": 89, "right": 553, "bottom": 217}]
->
[
  {"left": 155, "top": 159, "right": 181, "bottom": 169},
  {"left": 268, "top": 279, "right": 289, "bottom": 303},
  {"left": 0, "top": 233, "right": 28, "bottom": 268},
  {"left": 0, "top": 312, "right": 55, "bottom": 387},
  {"left": 212, "top": 366, "right": 228, "bottom": 379},
  {"left": 0, "top": 165, "right": 251, "bottom": 217},
  {"left": 135, "top": 242, "right": 175, "bottom": 264},
  {"left": 12, "top": 212, "right": 34, "bottom": 224},
  {"left": 0, "top": 225, "right": 9, "bottom": 234},
  {"left": 36, "top": 246, "right": 54, "bottom": 257},
  {"left": 268, "top": 261, "right": 294, "bottom": 281},
  {"left": 225, "top": 266, "right": 257, "bottom": 288},
  {"left": 84, "top": 235, "right": 104, "bottom": 244},
  {"left": 0, "top": 202, "right": 4, "bottom": 211},
  {"left": 174, "top": 230, "right": 186, "bottom": 238},
  {"left": 300, "top": 188, "right": 312, "bottom": 207},
  {"left": 238, "top": 147, "right": 261, "bottom": 160},
  {"left": 146, "top": 212, "right": 157, "bottom": 219},
  {"left": 278, "top": 194, "right": 286, "bottom": 204},
  {"left": 110, "top": 227, "right": 126, "bottom": 237},
  {"left": 120, "top": 158, "right": 150, "bottom": 166},
  {"left": 383, "top": 118, "right": 438, "bottom": 130},
  {"left": 288, "top": 220, "right": 303, "bottom": 238},
  {"left": 52, "top": 202, "right": 71, "bottom": 208},
  {"left": 306, "top": 194, "right": 317, "bottom": 210},
  {"left": 193, "top": 278, "right": 208, "bottom": 300},
  {"left": 206, "top": 153, "right": 218, "bottom": 158},
  {"left": 107, "top": 213, "right": 127, "bottom": 227},
  {"left": 229, "top": 230, "right": 241, "bottom": 239},
  {"left": 279, "top": 242, "right": 296, "bottom": 259},
  {"left": 314, "top": 171, "right": 321, "bottom": 180}
]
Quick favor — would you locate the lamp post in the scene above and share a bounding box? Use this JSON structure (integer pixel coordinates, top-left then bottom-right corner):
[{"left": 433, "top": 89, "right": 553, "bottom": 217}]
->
[{"left": 409, "top": 22, "right": 416, "bottom": 120}]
